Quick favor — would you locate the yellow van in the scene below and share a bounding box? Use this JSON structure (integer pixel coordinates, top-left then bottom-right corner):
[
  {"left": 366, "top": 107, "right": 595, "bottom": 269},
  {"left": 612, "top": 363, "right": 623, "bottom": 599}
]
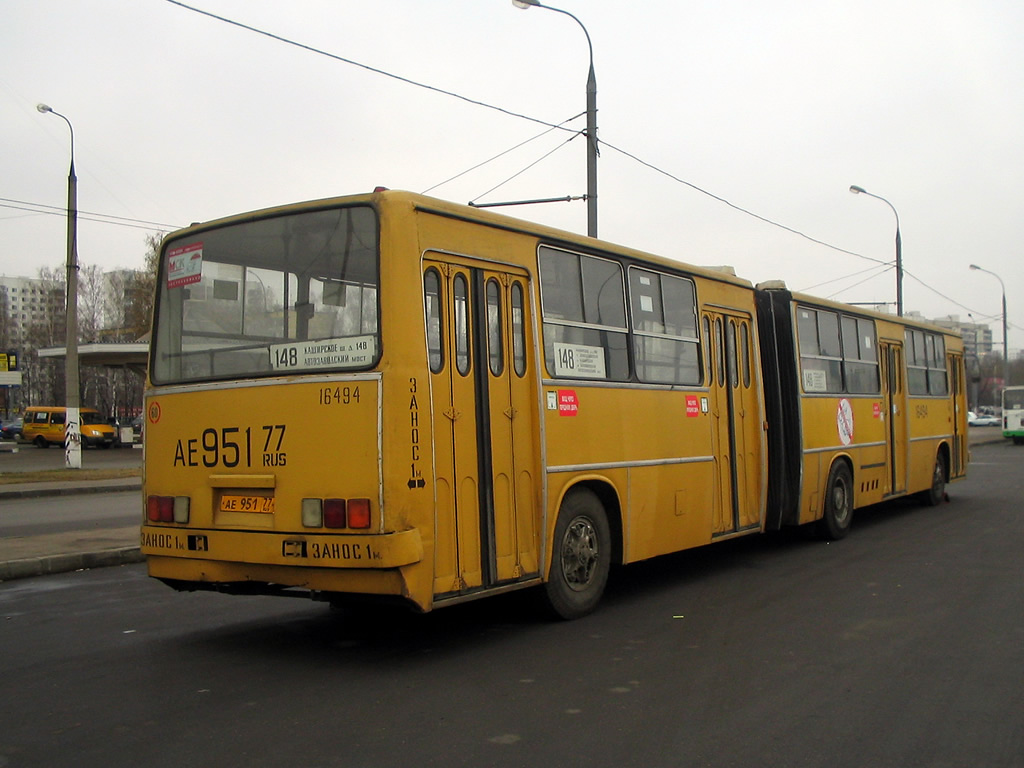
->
[{"left": 21, "top": 407, "right": 117, "bottom": 449}]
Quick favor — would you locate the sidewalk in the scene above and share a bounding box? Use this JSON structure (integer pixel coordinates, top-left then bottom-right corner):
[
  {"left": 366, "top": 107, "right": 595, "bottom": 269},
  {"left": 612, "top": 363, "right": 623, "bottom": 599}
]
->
[
  {"left": 0, "top": 475, "right": 143, "bottom": 582},
  {"left": 0, "top": 431, "right": 1011, "bottom": 583}
]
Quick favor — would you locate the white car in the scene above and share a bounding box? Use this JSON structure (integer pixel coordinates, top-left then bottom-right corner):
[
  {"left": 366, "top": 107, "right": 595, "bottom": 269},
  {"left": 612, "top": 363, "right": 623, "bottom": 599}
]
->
[{"left": 968, "top": 411, "right": 1000, "bottom": 427}]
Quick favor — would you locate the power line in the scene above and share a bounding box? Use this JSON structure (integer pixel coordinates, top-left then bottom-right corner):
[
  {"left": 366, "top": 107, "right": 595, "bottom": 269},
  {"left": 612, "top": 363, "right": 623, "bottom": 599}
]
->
[
  {"left": 163, "top": 0, "right": 572, "bottom": 134},
  {"left": 422, "top": 112, "right": 584, "bottom": 195},
  {"left": 470, "top": 131, "right": 582, "bottom": 205},
  {"left": 0, "top": 197, "right": 179, "bottom": 231},
  {"left": 162, "top": 1, "right": 890, "bottom": 267},
  {"left": 162, "top": 1, "right": 998, "bottom": 328}
]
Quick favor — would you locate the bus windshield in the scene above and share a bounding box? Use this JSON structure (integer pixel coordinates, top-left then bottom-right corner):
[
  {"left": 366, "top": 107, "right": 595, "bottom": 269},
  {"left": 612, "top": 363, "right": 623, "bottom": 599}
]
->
[{"left": 151, "top": 205, "right": 379, "bottom": 385}]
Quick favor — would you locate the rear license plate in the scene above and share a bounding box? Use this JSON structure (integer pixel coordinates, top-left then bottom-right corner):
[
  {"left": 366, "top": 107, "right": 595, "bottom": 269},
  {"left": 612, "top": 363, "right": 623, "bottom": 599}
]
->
[{"left": 220, "top": 494, "right": 275, "bottom": 513}]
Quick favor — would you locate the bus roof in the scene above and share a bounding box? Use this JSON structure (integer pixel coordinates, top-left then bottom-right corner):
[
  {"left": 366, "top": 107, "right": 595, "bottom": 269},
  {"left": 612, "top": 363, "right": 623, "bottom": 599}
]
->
[{"left": 162, "top": 189, "right": 756, "bottom": 291}]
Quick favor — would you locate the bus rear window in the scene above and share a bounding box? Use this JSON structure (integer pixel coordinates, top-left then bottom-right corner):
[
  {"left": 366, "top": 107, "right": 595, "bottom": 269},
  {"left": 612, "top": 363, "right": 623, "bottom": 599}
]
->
[{"left": 151, "top": 206, "right": 379, "bottom": 384}]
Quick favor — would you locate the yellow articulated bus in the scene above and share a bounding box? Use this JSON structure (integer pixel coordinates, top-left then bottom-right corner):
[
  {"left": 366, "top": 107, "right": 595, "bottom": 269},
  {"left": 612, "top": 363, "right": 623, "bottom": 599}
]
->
[{"left": 141, "top": 190, "right": 967, "bottom": 618}]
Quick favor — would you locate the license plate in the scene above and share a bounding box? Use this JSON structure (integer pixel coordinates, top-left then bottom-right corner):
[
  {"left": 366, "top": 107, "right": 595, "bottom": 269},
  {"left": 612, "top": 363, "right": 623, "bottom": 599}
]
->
[{"left": 220, "top": 494, "right": 275, "bottom": 513}]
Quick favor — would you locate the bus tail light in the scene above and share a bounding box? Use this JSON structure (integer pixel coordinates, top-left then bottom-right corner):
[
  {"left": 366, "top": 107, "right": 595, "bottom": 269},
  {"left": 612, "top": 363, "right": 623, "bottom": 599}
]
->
[
  {"left": 348, "top": 498, "right": 371, "bottom": 529},
  {"left": 323, "top": 499, "right": 347, "bottom": 529},
  {"left": 301, "top": 498, "right": 322, "bottom": 528},
  {"left": 147, "top": 495, "right": 189, "bottom": 524},
  {"left": 301, "top": 497, "right": 372, "bottom": 529},
  {"left": 147, "top": 495, "right": 172, "bottom": 522}
]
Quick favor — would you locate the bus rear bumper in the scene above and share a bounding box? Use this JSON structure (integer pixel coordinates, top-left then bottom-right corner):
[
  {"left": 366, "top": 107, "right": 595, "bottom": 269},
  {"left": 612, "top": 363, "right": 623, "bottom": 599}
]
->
[{"left": 140, "top": 525, "right": 422, "bottom": 570}]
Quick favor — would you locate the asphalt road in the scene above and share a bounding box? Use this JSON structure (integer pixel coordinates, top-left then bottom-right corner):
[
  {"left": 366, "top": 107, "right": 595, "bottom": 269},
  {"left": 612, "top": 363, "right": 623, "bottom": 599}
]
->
[{"left": 1, "top": 441, "right": 1021, "bottom": 768}]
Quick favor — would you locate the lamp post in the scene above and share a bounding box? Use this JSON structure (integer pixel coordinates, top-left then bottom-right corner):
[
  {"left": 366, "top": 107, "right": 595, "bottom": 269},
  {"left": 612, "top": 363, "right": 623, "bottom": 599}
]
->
[
  {"left": 969, "top": 264, "right": 1009, "bottom": 388},
  {"left": 37, "top": 103, "right": 81, "bottom": 469},
  {"left": 513, "top": 0, "right": 598, "bottom": 238},
  {"left": 849, "top": 185, "right": 903, "bottom": 316}
]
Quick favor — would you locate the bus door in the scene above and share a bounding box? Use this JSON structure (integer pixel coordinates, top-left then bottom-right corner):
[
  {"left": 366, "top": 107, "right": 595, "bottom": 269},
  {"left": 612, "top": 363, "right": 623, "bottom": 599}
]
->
[
  {"left": 881, "top": 341, "right": 907, "bottom": 495},
  {"left": 703, "top": 311, "right": 762, "bottom": 535},
  {"left": 949, "top": 352, "right": 966, "bottom": 476},
  {"left": 424, "top": 257, "right": 539, "bottom": 598}
]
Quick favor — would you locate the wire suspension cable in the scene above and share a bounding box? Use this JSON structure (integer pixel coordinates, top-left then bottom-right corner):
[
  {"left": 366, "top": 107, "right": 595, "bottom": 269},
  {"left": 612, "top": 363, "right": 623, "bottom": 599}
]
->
[
  {"left": 0, "top": 197, "right": 180, "bottom": 229},
  {"left": 164, "top": 1, "right": 998, "bottom": 325},
  {"left": 164, "top": 0, "right": 573, "bottom": 134},
  {"left": 470, "top": 131, "right": 582, "bottom": 204},
  {"left": 422, "top": 112, "right": 584, "bottom": 195}
]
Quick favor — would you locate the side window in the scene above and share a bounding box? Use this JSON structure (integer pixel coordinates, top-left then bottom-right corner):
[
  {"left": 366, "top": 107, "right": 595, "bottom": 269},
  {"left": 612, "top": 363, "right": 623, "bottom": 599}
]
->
[
  {"left": 905, "top": 328, "right": 948, "bottom": 396},
  {"left": 741, "top": 322, "right": 751, "bottom": 388},
  {"left": 629, "top": 267, "right": 701, "bottom": 385},
  {"left": 454, "top": 274, "right": 470, "bottom": 377},
  {"left": 800, "top": 306, "right": 880, "bottom": 394},
  {"left": 797, "top": 307, "right": 842, "bottom": 393},
  {"left": 841, "top": 316, "right": 880, "bottom": 394},
  {"left": 511, "top": 282, "right": 527, "bottom": 378},
  {"left": 539, "top": 246, "right": 628, "bottom": 380},
  {"left": 486, "top": 279, "right": 503, "bottom": 376},
  {"left": 424, "top": 269, "right": 443, "bottom": 374}
]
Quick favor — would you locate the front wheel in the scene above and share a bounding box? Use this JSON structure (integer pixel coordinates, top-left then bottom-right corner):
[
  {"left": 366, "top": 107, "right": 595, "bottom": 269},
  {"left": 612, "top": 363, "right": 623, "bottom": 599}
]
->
[
  {"left": 918, "top": 453, "right": 947, "bottom": 507},
  {"left": 543, "top": 488, "right": 612, "bottom": 620},
  {"left": 34, "top": 435, "right": 48, "bottom": 449},
  {"left": 818, "top": 461, "right": 853, "bottom": 540}
]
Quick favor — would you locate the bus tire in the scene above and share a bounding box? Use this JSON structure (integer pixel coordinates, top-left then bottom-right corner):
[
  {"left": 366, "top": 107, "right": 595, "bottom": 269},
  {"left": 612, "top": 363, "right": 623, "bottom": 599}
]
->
[
  {"left": 543, "top": 488, "right": 611, "bottom": 620},
  {"left": 818, "top": 461, "right": 853, "bottom": 540},
  {"left": 34, "top": 436, "right": 48, "bottom": 449},
  {"left": 1014, "top": 437, "right": 1024, "bottom": 446},
  {"left": 918, "top": 452, "right": 947, "bottom": 507}
]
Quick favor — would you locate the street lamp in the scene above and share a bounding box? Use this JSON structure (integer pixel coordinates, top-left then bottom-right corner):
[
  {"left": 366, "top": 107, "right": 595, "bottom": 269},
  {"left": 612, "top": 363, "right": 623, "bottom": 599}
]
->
[
  {"left": 849, "top": 185, "right": 903, "bottom": 316},
  {"left": 37, "top": 103, "right": 81, "bottom": 469},
  {"left": 969, "top": 263, "right": 1009, "bottom": 388},
  {"left": 513, "top": 0, "right": 598, "bottom": 238}
]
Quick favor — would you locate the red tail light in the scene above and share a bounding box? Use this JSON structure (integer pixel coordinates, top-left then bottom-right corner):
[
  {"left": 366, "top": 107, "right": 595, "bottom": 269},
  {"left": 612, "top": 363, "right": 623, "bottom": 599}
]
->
[
  {"left": 323, "top": 498, "right": 347, "bottom": 528},
  {"left": 147, "top": 495, "right": 174, "bottom": 523},
  {"left": 348, "top": 498, "right": 371, "bottom": 529}
]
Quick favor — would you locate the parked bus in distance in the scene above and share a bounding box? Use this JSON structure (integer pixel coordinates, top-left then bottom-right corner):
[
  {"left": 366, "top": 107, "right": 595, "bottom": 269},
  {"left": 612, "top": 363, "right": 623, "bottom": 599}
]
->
[
  {"left": 140, "top": 190, "right": 968, "bottom": 619},
  {"left": 1002, "top": 386, "right": 1024, "bottom": 444}
]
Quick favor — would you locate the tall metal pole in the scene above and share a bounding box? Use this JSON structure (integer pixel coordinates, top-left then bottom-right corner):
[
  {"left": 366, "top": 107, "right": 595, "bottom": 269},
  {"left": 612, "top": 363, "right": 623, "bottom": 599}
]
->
[
  {"left": 969, "top": 264, "right": 1009, "bottom": 388},
  {"left": 849, "top": 185, "right": 902, "bottom": 316},
  {"left": 37, "top": 103, "right": 81, "bottom": 469},
  {"left": 514, "top": 0, "right": 598, "bottom": 237}
]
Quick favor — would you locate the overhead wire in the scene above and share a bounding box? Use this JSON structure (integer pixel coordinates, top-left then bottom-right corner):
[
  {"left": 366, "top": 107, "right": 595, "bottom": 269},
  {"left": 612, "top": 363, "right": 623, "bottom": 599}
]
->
[
  {"left": 422, "top": 112, "right": 584, "bottom": 196},
  {"left": 0, "top": 198, "right": 180, "bottom": 231},
  {"left": 469, "top": 129, "right": 583, "bottom": 205},
  {"left": 163, "top": 0, "right": 574, "bottom": 135},
  {"left": 798, "top": 262, "right": 895, "bottom": 294},
  {"left": 152, "top": 1, "right": 1009, "bottom": 327}
]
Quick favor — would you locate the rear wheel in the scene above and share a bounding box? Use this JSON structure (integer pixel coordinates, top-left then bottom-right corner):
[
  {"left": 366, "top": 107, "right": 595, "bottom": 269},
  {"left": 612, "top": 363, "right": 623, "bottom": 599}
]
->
[
  {"left": 34, "top": 435, "right": 48, "bottom": 449},
  {"left": 543, "top": 488, "right": 611, "bottom": 620},
  {"left": 918, "top": 452, "right": 947, "bottom": 507},
  {"left": 818, "top": 461, "right": 853, "bottom": 540}
]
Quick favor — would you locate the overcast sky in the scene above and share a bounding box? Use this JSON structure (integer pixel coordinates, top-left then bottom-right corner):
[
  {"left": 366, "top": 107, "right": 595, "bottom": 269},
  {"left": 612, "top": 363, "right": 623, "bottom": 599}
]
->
[{"left": 3, "top": 0, "right": 1021, "bottom": 351}]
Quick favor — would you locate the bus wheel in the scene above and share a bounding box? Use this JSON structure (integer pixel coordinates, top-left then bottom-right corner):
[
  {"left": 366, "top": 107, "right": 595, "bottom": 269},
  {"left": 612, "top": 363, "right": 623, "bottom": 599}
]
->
[
  {"left": 1014, "top": 437, "right": 1024, "bottom": 446},
  {"left": 918, "top": 453, "right": 947, "bottom": 507},
  {"left": 34, "top": 436, "right": 48, "bottom": 449},
  {"left": 818, "top": 461, "right": 853, "bottom": 540},
  {"left": 543, "top": 488, "right": 611, "bottom": 620}
]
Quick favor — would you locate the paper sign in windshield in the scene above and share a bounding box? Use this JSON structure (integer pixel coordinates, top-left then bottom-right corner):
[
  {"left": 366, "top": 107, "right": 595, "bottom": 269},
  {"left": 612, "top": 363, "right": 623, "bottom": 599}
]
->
[
  {"left": 270, "top": 336, "right": 376, "bottom": 372},
  {"left": 167, "top": 243, "right": 204, "bottom": 289}
]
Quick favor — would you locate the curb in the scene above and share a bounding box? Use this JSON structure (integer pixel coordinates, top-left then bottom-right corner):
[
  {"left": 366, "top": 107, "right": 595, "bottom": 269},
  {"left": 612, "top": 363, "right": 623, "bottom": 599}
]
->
[
  {"left": 0, "top": 546, "right": 144, "bottom": 582},
  {"left": 0, "top": 482, "right": 141, "bottom": 500}
]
